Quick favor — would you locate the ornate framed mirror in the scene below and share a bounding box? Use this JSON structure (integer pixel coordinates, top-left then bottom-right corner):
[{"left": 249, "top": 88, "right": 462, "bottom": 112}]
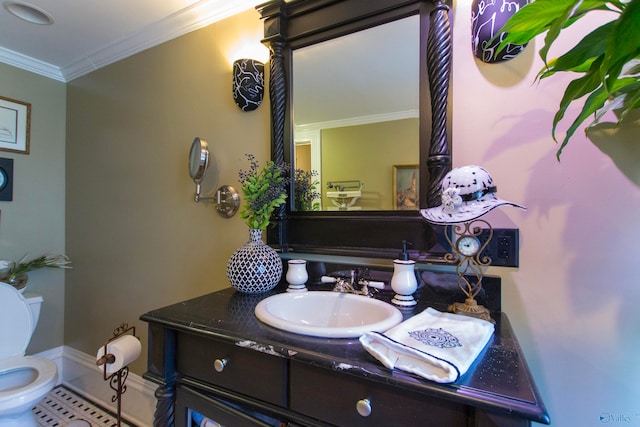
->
[{"left": 258, "top": 0, "right": 452, "bottom": 261}]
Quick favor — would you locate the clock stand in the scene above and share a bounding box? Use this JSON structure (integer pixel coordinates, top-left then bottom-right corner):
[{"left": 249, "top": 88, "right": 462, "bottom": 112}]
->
[{"left": 443, "top": 219, "right": 494, "bottom": 322}]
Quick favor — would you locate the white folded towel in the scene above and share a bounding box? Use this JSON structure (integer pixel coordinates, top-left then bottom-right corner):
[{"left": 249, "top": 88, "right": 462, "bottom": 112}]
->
[{"left": 359, "top": 307, "right": 494, "bottom": 383}]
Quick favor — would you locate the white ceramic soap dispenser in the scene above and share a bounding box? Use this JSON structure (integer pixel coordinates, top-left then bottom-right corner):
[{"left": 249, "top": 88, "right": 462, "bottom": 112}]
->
[{"left": 391, "top": 241, "right": 417, "bottom": 307}]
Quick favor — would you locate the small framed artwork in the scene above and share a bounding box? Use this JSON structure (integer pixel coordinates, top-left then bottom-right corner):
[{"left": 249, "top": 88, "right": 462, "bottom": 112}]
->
[
  {"left": 0, "top": 96, "right": 31, "bottom": 154},
  {"left": 393, "top": 164, "right": 419, "bottom": 210}
]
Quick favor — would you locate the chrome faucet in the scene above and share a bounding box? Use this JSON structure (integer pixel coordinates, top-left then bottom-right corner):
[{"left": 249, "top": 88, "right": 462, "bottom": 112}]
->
[{"left": 321, "top": 270, "right": 385, "bottom": 297}]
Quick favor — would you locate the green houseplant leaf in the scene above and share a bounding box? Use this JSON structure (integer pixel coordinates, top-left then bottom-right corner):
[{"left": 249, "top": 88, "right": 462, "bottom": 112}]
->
[
  {"left": 551, "top": 57, "right": 604, "bottom": 142},
  {"left": 494, "top": 0, "right": 640, "bottom": 159},
  {"left": 601, "top": 0, "right": 640, "bottom": 82},
  {"left": 492, "top": 0, "right": 580, "bottom": 46},
  {"left": 557, "top": 76, "right": 639, "bottom": 157},
  {"left": 538, "top": 21, "right": 613, "bottom": 79}
]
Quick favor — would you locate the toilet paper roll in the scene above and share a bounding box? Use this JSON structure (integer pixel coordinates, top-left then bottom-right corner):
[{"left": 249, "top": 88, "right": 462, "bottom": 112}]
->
[{"left": 96, "top": 335, "right": 141, "bottom": 375}]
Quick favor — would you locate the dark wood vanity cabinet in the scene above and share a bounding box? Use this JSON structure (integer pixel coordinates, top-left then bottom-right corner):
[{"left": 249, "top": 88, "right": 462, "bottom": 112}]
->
[
  {"left": 289, "top": 360, "right": 469, "bottom": 426},
  {"left": 141, "top": 288, "right": 549, "bottom": 427},
  {"left": 176, "top": 332, "right": 287, "bottom": 407}
]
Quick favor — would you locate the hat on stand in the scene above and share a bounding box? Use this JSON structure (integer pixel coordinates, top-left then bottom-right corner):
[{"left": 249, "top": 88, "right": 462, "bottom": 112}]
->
[{"left": 420, "top": 165, "right": 525, "bottom": 225}]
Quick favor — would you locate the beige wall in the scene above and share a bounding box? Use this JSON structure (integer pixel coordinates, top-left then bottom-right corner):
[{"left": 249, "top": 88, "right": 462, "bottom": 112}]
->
[
  {"left": 0, "top": 63, "right": 66, "bottom": 353},
  {"left": 322, "top": 118, "right": 418, "bottom": 210},
  {"left": 65, "top": 9, "right": 269, "bottom": 374}
]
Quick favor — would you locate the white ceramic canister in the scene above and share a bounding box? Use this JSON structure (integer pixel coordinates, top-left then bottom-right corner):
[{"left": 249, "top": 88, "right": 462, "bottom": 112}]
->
[{"left": 286, "top": 259, "right": 308, "bottom": 292}]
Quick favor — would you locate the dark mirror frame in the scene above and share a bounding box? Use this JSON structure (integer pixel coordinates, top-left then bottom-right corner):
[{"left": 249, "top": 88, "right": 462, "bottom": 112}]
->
[{"left": 258, "top": 0, "right": 452, "bottom": 261}]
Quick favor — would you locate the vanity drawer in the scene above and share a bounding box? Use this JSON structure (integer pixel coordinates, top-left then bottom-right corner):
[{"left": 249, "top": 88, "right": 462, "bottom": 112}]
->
[
  {"left": 290, "top": 361, "right": 468, "bottom": 427},
  {"left": 176, "top": 332, "right": 287, "bottom": 407}
]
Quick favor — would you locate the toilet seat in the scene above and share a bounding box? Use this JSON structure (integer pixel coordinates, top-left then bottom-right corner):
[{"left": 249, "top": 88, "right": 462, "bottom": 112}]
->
[{"left": 0, "top": 356, "right": 57, "bottom": 404}]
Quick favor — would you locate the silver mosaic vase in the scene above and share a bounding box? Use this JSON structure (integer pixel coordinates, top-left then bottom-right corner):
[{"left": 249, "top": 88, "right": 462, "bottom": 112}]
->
[{"left": 226, "top": 229, "right": 283, "bottom": 294}]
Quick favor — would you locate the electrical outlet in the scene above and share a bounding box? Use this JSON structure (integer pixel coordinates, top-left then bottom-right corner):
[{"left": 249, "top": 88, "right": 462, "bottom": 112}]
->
[{"left": 479, "top": 228, "right": 519, "bottom": 267}]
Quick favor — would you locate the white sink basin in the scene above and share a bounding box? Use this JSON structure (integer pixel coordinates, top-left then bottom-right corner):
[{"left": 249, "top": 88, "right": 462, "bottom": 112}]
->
[{"left": 254, "top": 291, "right": 403, "bottom": 338}]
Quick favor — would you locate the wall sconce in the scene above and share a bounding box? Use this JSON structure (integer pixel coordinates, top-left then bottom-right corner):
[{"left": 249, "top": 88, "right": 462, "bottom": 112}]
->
[
  {"left": 232, "top": 58, "right": 264, "bottom": 111},
  {"left": 188, "top": 137, "right": 239, "bottom": 218},
  {"left": 471, "top": 0, "right": 529, "bottom": 63}
]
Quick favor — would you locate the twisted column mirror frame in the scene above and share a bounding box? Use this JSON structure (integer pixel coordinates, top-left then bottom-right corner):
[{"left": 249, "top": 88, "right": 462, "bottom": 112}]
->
[
  {"left": 268, "top": 41, "right": 286, "bottom": 169},
  {"left": 264, "top": 0, "right": 452, "bottom": 211},
  {"left": 259, "top": 0, "right": 452, "bottom": 256},
  {"left": 267, "top": 39, "right": 288, "bottom": 245},
  {"left": 426, "top": 0, "right": 452, "bottom": 208}
]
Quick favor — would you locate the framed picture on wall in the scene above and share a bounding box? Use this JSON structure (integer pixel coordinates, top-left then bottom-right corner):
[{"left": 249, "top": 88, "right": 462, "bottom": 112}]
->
[
  {"left": 0, "top": 96, "right": 31, "bottom": 154},
  {"left": 393, "top": 164, "right": 419, "bottom": 210}
]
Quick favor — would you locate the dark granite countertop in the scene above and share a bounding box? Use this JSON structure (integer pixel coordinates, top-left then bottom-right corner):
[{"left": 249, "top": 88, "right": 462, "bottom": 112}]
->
[{"left": 140, "top": 285, "right": 550, "bottom": 425}]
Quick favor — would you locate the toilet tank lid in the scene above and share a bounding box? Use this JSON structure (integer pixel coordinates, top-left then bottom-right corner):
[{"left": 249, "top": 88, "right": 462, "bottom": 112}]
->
[{"left": 0, "top": 283, "right": 33, "bottom": 357}]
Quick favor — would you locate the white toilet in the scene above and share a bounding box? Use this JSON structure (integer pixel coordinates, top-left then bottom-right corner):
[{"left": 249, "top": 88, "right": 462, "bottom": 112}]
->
[{"left": 0, "top": 283, "right": 58, "bottom": 427}]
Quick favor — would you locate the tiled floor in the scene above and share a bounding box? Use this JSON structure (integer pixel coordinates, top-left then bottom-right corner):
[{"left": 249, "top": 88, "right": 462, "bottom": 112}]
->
[{"left": 33, "top": 386, "right": 136, "bottom": 427}]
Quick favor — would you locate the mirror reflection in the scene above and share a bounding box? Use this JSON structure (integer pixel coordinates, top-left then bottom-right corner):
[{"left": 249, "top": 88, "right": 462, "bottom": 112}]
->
[{"left": 293, "top": 16, "right": 420, "bottom": 211}]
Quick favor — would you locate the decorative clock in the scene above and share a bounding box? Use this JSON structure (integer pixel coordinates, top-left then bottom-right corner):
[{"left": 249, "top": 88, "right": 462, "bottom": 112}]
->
[
  {"left": 443, "top": 219, "right": 493, "bottom": 322},
  {"left": 420, "top": 165, "right": 526, "bottom": 323}
]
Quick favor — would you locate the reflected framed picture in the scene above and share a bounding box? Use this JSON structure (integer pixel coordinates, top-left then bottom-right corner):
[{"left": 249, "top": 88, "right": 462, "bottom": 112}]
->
[
  {"left": 393, "top": 164, "right": 419, "bottom": 210},
  {"left": 0, "top": 96, "right": 31, "bottom": 154}
]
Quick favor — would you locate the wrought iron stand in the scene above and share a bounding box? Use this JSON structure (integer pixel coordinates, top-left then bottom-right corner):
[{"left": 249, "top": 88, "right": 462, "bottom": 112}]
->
[{"left": 95, "top": 323, "right": 137, "bottom": 427}]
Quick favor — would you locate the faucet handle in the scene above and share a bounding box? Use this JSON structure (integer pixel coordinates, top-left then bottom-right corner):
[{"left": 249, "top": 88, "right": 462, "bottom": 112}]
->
[
  {"left": 350, "top": 269, "right": 357, "bottom": 285},
  {"left": 322, "top": 276, "right": 349, "bottom": 292},
  {"left": 363, "top": 280, "right": 385, "bottom": 290},
  {"left": 360, "top": 280, "right": 384, "bottom": 297}
]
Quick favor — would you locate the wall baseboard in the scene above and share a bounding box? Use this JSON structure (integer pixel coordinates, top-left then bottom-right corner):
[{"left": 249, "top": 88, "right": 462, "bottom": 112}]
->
[{"left": 36, "top": 346, "right": 156, "bottom": 427}]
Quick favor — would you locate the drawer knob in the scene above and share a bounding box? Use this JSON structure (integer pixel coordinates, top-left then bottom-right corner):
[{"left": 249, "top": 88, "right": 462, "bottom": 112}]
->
[
  {"left": 213, "top": 358, "right": 228, "bottom": 372},
  {"left": 356, "top": 399, "right": 372, "bottom": 417}
]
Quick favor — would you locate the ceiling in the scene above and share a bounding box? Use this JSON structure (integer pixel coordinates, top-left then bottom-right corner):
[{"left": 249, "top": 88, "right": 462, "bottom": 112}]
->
[{"left": 0, "top": 0, "right": 263, "bottom": 82}]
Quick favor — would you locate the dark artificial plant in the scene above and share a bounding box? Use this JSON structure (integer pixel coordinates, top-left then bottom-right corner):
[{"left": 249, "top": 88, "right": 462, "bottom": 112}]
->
[
  {"left": 496, "top": 0, "right": 640, "bottom": 159},
  {"left": 293, "top": 169, "right": 321, "bottom": 211}
]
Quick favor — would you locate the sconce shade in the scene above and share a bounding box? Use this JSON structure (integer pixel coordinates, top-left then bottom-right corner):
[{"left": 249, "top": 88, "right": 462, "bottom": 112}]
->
[
  {"left": 232, "top": 58, "right": 264, "bottom": 111},
  {"left": 471, "top": 0, "right": 529, "bottom": 63}
]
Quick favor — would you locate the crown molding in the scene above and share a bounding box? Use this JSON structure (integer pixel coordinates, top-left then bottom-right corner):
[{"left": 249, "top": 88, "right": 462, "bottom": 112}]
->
[
  {"left": 1, "top": 0, "right": 260, "bottom": 82},
  {"left": 0, "top": 47, "right": 65, "bottom": 82}
]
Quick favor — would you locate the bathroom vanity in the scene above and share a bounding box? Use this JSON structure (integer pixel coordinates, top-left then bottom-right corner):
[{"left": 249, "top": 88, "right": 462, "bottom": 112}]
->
[{"left": 140, "top": 284, "right": 549, "bottom": 426}]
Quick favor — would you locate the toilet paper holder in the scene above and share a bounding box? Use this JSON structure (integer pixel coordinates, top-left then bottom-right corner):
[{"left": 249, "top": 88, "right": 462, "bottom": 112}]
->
[{"left": 96, "top": 322, "right": 139, "bottom": 427}]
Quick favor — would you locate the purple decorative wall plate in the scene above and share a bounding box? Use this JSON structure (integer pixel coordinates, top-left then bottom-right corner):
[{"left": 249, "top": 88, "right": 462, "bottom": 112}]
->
[{"left": 471, "top": 0, "right": 529, "bottom": 63}]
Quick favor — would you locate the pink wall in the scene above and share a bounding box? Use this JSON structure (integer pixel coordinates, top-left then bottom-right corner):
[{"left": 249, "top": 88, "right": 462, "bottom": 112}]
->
[{"left": 452, "top": 2, "right": 640, "bottom": 425}]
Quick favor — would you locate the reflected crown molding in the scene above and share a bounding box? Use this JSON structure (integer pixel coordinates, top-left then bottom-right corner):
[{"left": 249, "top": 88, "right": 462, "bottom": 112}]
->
[{"left": 294, "top": 109, "right": 419, "bottom": 133}]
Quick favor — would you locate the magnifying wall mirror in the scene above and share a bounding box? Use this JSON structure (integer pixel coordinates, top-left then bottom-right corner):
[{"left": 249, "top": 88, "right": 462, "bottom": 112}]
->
[
  {"left": 188, "top": 137, "right": 240, "bottom": 217},
  {"left": 189, "top": 137, "right": 210, "bottom": 202}
]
